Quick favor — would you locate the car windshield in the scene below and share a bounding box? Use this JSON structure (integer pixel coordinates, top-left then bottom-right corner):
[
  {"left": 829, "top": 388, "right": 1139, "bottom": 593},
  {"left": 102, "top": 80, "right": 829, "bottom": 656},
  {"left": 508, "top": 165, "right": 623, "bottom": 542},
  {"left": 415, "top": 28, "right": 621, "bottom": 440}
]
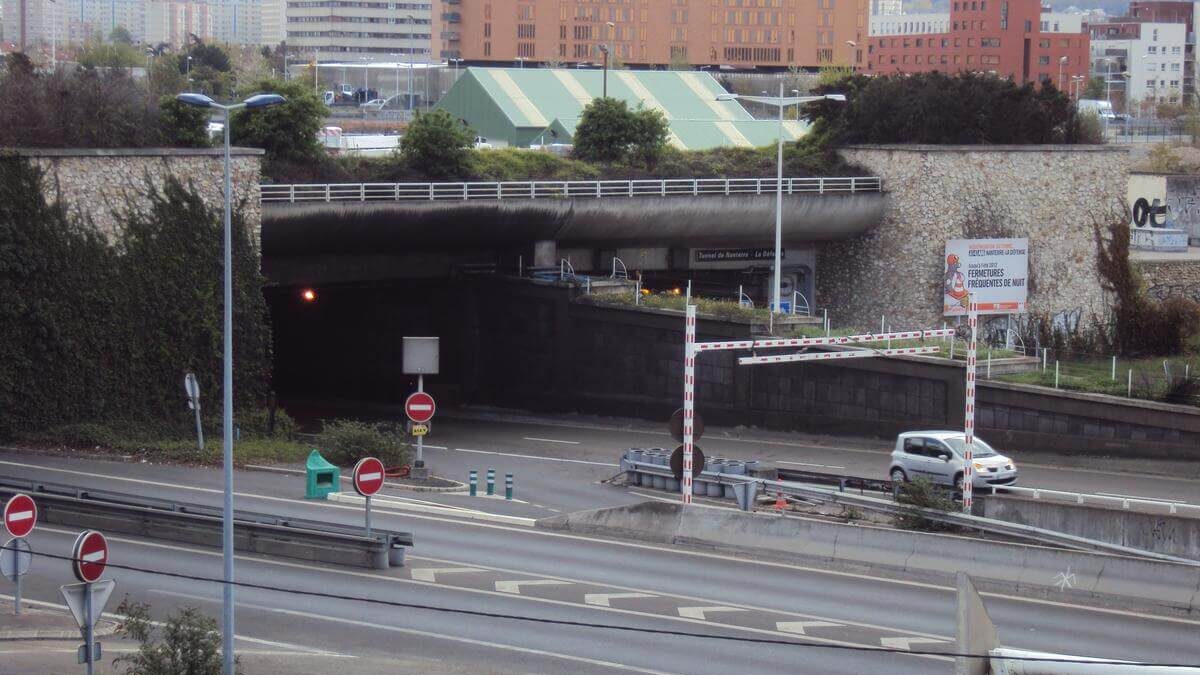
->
[{"left": 941, "top": 437, "right": 998, "bottom": 458}]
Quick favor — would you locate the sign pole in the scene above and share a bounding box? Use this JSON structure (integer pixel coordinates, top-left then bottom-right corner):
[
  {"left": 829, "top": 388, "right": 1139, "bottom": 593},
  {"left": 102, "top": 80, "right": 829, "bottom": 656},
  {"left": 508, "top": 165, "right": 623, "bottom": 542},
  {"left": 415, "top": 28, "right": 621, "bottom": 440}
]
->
[
  {"left": 416, "top": 374, "right": 424, "bottom": 468},
  {"left": 83, "top": 582, "right": 93, "bottom": 675},
  {"left": 365, "top": 495, "right": 372, "bottom": 539},
  {"left": 13, "top": 549, "right": 20, "bottom": 615},
  {"left": 681, "top": 304, "right": 696, "bottom": 506},
  {"left": 963, "top": 297, "right": 977, "bottom": 514}
]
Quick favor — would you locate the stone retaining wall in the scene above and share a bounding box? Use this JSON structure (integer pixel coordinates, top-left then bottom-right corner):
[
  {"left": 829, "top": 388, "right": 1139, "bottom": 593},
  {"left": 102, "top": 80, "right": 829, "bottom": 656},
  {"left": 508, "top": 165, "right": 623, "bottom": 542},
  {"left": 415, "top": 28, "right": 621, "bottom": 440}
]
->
[
  {"left": 1135, "top": 255, "right": 1200, "bottom": 304},
  {"left": 14, "top": 148, "right": 264, "bottom": 240},
  {"left": 823, "top": 145, "right": 1129, "bottom": 331}
]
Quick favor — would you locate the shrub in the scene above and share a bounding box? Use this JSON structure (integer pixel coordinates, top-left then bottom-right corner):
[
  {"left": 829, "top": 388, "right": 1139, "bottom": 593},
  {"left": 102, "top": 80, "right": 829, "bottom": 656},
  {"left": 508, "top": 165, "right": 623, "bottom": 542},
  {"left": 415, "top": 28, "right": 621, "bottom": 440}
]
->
[
  {"left": 237, "top": 406, "right": 299, "bottom": 438},
  {"left": 894, "top": 477, "right": 958, "bottom": 531},
  {"left": 469, "top": 147, "right": 600, "bottom": 181},
  {"left": 573, "top": 97, "right": 669, "bottom": 167},
  {"left": 316, "top": 420, "right": 410, "bottom": 467},
  {"left": 400, "top": 109, "right": 473, "bottom": 179},
  {"left": 115, "top": 598, "right": 236, "bottom": 675}
]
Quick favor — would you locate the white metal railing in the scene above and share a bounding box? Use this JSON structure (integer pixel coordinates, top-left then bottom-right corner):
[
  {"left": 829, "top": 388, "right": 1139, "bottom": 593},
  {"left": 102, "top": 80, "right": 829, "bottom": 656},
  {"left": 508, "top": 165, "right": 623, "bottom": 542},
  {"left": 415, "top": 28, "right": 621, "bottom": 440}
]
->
[
  {"left": 791, "top": 291, "right": 811, "bottom": 317},
  {"left": 994, "top": 485, "right": 1200, "bottom": 516},
  {"left": 259, "top": 176, "right": 883, "bottom": 204},
  {"left": 610, "top": 256, "right": 629, "bottom": 280}
]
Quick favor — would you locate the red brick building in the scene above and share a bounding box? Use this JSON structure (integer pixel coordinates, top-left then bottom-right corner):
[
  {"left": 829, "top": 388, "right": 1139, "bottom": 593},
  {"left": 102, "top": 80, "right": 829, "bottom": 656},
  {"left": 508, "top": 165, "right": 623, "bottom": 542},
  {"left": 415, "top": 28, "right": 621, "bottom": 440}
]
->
[{"left": 867, "top": 0, "right": 1089, "bottom": 89}]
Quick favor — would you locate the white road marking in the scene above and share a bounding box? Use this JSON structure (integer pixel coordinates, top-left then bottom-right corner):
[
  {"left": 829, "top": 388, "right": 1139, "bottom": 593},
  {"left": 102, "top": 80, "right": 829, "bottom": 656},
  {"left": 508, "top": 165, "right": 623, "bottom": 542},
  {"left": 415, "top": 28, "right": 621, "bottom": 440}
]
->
[
  {"left": 1095, "top": 492, "right": 1188, "bottom": 503},
  {"left": 159, "top": 591, "right": 683, "bottom": 675},
  {"left": 677, "top": 606, "right": 746, "bottom": 620},
  {"left": 409, "top": 567, "right": 484, "bottom": 583},
  {"left": 776, "top": 621, "right": 842, "bottom": 635},
  {"left": 495, "top": 579, "right": 573, "bottom": 594},
  {"left": 432, "top": 447, "right": 617, "bottom": 467},
  {"left": 777, "top": 461, "right": 846, "bottom": 470},
  {"left": 523, "top": 437, "right": 581, "bottom": 445},
  {"left": 327, "top": 491, "right": 535, "bottom": 526},
  {"left": 880, "top": 637, "right": 949, "bottom": 651},
  {"left": 585, "top": 593, "right": 656, "bottom": 607},
  {"left": 13, "top": 462, "right": 1200, "bottom": 630}
]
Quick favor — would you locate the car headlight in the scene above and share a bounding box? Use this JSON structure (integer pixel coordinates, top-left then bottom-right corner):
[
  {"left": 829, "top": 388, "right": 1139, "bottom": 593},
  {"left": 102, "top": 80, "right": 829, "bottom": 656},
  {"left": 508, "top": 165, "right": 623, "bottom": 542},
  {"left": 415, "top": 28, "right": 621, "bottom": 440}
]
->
[
  {"left": 973, "top": 462, "right": 986, "bottom": 470},
  {"left": 1005, "top": 464, "right": 1014, "bottom": 471}
]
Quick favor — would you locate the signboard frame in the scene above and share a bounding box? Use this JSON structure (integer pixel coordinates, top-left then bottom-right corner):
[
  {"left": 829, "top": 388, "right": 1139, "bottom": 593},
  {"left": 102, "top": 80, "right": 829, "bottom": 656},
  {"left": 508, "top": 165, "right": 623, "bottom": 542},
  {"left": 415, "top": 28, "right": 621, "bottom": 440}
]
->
[{"left": 943, "top": 238, "right": 1029, "bottom": 316}]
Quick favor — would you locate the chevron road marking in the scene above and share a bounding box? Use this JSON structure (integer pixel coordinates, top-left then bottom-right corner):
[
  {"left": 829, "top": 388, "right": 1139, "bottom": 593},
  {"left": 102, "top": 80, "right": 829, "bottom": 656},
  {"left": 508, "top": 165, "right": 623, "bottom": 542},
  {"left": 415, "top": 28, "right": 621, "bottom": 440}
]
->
[
  {"left": 409, "top": 567, "right": 485, "bottom": 583},
  {"left": 677, "top": 606, "right": 747, "bottom": 620},
  {"left": 495, "top": 579, "right": 573, "bottom": 594},
  {"left": 584, "top": 593, "right": 657, "bottom": 607},
  {"left": 776, "top": 621, "right": 842, "bottom": 635},
  {"left": 880, "top": 637, "right": 950, "bottom": 651}
]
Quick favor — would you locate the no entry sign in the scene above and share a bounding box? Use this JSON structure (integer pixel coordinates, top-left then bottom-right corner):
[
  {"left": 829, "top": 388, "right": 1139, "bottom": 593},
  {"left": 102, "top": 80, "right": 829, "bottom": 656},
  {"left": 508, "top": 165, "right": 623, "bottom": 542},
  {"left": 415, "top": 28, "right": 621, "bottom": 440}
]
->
[
  {"left": 353, "top": 457, "right": 386, "bottom": 496},
  {"left": 72, "top": 530, "right": 108, "bottom": 583},
  {"left": 405, "top": 392, "right": 436, "bottom": 423},
  {"left": 3, "top": 494, "right": 37, "bottom": 538}
]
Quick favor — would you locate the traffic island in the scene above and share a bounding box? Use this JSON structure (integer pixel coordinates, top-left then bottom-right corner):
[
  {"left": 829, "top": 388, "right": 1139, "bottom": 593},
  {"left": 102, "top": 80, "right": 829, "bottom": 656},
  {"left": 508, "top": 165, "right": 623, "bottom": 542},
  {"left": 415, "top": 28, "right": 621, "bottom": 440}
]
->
[{"left": 538, "top": 501, "right": 1200, "bottom": 616}]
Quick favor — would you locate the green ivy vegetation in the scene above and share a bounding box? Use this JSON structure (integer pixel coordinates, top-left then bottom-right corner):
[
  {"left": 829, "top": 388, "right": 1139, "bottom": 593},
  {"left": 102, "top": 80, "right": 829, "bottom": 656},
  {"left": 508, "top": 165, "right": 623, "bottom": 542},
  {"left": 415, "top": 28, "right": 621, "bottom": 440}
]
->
[{"left": 0, "top": 154, "right": 274, "bottom": 443}]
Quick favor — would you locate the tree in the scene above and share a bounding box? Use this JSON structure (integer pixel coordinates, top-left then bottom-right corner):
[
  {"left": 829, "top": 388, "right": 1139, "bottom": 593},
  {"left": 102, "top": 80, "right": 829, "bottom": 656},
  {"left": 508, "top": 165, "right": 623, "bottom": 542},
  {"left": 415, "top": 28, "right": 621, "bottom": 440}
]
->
[
  {"left": 158, "top": 95, "right": 211, "bottom": 148},
  {"left": 229, "top": 77, "right": 327, "bottom": 172},
  {"left": 400, "top": 109, "right": 473, "bottom": 179},
  {"left": 115, "top": 598, "right": 239, "bottom": 675},
  {"left": 1082, "top": 76, "right": 1106, "bottom": 100},
  {"left": 628, "top": 106, "right": 670, "bottom": 168},
  {"left": 573, "top": 97, "right": 635, "bottom": 162},
  {"left": 109, "top": 25, "right": 134, "bottom": 45},
  {"left": 77, "top": 39, "right": 144, "bottom": 68}
]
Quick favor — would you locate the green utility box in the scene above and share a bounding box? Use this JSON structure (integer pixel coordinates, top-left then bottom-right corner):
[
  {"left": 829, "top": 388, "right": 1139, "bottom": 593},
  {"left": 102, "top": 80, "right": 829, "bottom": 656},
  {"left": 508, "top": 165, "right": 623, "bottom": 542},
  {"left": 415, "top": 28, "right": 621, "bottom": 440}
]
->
[{"left": 305, "top": 449, "right": 340, "bottom": 499}]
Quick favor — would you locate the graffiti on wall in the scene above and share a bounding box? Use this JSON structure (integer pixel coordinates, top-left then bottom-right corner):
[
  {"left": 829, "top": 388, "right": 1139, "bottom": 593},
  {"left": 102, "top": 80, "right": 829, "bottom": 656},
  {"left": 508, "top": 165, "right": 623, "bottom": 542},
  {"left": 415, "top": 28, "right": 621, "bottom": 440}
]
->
[{"left": 1147, "top": 282, "right": 1200, "bottom": 303}]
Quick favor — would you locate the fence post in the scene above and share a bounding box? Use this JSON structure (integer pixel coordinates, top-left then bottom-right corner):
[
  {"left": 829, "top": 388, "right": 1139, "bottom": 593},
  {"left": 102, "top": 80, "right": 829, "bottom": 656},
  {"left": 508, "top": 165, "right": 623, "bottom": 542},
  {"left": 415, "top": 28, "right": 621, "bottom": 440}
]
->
[
  {"left": 1042, "top": 347, "right": 1048, "bottom": 372},
  {"left": 986, "top": 350, "right": 992, "bottom": 379},
  {"left": 823, "top": 308, "right": 829, "bottom": 337}
]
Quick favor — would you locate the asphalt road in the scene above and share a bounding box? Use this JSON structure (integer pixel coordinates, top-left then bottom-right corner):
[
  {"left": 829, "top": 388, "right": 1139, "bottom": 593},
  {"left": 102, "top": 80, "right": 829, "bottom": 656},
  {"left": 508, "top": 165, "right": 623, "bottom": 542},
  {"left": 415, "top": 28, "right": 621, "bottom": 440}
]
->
[{"left": 3, "top": 425, "right": 1200, "bottom": 674}]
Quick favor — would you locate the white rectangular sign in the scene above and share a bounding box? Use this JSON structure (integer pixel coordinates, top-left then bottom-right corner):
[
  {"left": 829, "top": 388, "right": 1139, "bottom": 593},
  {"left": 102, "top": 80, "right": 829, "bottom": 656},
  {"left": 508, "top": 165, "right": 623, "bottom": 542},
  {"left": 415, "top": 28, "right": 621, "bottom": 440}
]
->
[{"left": 943, "top": 238, "right": 1028, "bottom": 316}]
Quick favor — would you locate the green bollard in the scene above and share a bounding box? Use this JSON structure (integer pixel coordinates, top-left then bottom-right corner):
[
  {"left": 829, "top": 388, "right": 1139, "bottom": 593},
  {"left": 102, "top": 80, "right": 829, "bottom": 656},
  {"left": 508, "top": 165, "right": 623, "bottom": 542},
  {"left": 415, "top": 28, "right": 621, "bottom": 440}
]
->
[
  {"left": 505, "top": 473, "right": 513, "bottom": 500},
  {"left": 469, "top": 470, "right": 477, "bottom": 497},
  {"left": 486, "top": 468, "right": 495, "bottom": 496}
]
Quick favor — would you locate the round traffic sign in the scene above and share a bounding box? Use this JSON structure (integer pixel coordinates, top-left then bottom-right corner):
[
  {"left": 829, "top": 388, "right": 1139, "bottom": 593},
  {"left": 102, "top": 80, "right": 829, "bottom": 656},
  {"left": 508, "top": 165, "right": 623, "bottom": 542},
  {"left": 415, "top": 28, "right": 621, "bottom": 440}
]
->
[
  {"left": 1, "top": 537, "right": 32, "bottom": 581},
  {"left": 670, "top": 445, "right": 706, "bottom": 481},
  {"left": 405, "top": 392, "right": 436, "bottom": 423},
  {"left": 71, "top": 530, "right": 108, "bottom": 583},
  {"left": 668, "top": 408, "right": 705, "bottom": 443},
  {"left": 3, "top": 494, "right": 37, "bottom": 539},
  {"left": 353, "top": 457, "right": 386, "bottom": 496}
]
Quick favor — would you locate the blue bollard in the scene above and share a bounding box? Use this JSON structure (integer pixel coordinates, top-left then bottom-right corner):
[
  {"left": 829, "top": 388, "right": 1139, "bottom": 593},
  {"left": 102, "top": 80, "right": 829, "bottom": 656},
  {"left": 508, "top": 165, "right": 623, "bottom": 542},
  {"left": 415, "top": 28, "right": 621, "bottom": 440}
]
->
[
  {"left": 486, "top": 468, "right": 496, "bottom": 496},
  {"left": 505, "top": 474, "right": 513, "bottom": 500},
  {"left": 469, "top": 470, "right": 477, "bottom": 497}
]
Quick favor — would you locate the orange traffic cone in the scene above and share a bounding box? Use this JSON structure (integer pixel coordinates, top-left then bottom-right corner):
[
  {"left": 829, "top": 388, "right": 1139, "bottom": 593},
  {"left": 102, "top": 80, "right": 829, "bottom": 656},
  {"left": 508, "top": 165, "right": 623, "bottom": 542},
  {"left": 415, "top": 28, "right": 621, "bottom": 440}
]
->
[{"left": 774, "top": 493, "right": 787, "bottom": 511}]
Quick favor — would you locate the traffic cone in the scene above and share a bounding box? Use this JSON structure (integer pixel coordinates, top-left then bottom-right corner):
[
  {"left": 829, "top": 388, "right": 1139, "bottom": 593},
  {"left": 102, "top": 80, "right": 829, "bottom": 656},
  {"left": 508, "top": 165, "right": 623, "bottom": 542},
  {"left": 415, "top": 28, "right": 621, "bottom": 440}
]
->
[{"left": 774, "top": 492, "right": 787, "bottom": 511}]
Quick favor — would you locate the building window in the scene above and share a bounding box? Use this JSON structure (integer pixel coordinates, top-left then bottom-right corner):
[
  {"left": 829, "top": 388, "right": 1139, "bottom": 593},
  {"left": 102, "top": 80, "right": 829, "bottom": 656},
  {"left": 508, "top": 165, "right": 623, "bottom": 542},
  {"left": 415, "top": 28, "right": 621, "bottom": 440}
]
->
[
  {"left": 1038, "top": 39, "right": 1049, "bottom": 48},
  {"left": 1038, "top": 55, "right": 1049, "bottom": 65}
]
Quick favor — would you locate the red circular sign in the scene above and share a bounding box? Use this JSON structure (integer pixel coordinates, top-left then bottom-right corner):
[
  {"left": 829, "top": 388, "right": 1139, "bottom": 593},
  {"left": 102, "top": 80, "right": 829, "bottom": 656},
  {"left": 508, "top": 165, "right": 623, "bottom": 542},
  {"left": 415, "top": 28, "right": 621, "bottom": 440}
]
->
[
  {"left": 405, "top": 392, "right": 436, "bottom": 423},
  {"left": 353, "top": 457, "right": 386, "bottom": 496},
  {"left": 72, "top": 530, "right": 108, "bottom": 583},
  {"left": 3, "top": 494, "right": 37, "bottom": 538}
]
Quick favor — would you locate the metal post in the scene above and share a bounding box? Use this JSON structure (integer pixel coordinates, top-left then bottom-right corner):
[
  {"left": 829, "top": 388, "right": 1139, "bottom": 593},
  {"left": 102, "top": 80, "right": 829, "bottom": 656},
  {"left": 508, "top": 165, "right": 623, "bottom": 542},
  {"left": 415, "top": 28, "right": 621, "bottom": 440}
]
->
[
  {"left": 193, "top": 395, "right": 204, "bottom": 451},
  {"left": 517, "top": 255, "right": 523, "bottom": 277},
  {"left": 84, "top": 582, "right": 94, "bottom": 675},
  {"left": 1042, "top": 347, "right": 1048, "bottom": 372},
  {"left": 685, "top": 279, "right": 691, "bottom": 304},
  {"left": 681, "top": 304, "right": 696, "bottom": 506},
  {"left": 1055, "top": 361, "right": 1060, "bottom": 388},
  {"left": 1128, "top": 369, "right": 1133, "bottom": 397},
  {"left": 364, "top": 494, "right": 372, "bottom": 539},
  {"left": 823, "top": 308, "right": 829, "bottom": 336},
  {"left": 986, "top": 350, "right": 991, "bottom": 379},
  {"left": 469, "top": 470, "right": 477, "bottom": 496},
  {"left": 407, "top": 17, "right": 415, "bottom": 112},
  {"left": 772, "top": 80, "right": 784, "bottom": 322},
  {"left": 486, "top": 469, "right": 495, "bottom": 495},
  {"left": 962, "top": 298, "right": 977, "bottom": 514},
  {"left": 415, "top": 374, "right": 424, "bottom": 467},
  {"left": 220, "top": 107, "right": 236, "bottom": 675},
  {"left": 505, "top": 474, "right": 513, "bottom": 500},
  {"left": 1111, "top": 355, "right": 1117, "bottom": 381}
]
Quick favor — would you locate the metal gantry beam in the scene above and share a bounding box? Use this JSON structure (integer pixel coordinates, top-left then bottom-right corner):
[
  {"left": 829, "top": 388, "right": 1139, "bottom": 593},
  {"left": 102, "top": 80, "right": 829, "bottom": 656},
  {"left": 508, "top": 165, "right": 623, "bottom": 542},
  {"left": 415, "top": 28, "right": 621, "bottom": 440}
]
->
[{"left": 738, "top": 345, "right": 941, "bottom": 366}]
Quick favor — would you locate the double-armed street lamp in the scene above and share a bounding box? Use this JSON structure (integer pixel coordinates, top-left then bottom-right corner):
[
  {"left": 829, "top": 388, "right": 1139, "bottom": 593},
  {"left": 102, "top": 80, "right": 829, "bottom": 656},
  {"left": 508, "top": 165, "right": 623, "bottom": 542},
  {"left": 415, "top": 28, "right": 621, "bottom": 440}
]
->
[
  {"left": 174, "top": 91, "right": 286, "bottom": 675},
  {"left": 716, "top": 87, "right": 846, "bottom": 328}
]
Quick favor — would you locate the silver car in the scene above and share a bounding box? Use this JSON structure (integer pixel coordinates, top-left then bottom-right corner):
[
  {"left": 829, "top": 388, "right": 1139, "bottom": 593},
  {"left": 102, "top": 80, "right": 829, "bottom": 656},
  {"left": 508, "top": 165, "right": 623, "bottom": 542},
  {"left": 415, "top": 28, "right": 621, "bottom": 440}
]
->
[{"left": 888, "top": 430, "right": 1018, "bottom": 490}]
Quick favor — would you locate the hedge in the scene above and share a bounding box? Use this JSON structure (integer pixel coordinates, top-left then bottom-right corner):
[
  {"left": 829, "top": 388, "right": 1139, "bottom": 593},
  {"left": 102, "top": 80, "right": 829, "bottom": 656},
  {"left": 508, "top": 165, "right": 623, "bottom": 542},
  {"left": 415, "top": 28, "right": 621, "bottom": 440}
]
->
[{"left": 0, "top": 154, "right": 272, "bottom": 437}]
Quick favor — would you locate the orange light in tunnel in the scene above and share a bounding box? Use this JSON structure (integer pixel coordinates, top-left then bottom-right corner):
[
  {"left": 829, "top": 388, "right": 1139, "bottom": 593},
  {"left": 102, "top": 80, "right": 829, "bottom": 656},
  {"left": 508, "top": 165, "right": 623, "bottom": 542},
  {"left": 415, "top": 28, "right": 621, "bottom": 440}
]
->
[
  {"left": 671, "top": 287, "right": 682, "bottom": 296},
  {"left": 301, "top": 288, "right": 317, "bottom": 303}
]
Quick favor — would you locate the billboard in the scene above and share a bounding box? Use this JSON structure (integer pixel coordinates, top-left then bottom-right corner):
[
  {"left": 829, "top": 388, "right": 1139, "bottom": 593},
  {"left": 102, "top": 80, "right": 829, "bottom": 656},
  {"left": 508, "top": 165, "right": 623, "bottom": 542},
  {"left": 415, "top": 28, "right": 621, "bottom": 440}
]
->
[{"left": 943, "top": 238, "right": 1028, "bottom": 316}]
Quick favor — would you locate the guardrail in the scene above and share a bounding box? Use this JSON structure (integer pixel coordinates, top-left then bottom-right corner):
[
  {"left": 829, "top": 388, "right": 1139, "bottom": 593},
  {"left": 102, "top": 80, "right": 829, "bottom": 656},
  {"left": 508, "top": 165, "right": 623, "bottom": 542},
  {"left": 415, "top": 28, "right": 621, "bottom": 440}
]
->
[
  {"left": 622, "top": 459, "right": 1198, "bottom": 564},
  {"left": 259, "top": 176, "right": 883, "bottom": 204},
  {"left": 1000, "top": 485, "right": 1200, "bottom": 516},
  {"left": 0, "top": 478, "right": 412, "bottom": 570}
]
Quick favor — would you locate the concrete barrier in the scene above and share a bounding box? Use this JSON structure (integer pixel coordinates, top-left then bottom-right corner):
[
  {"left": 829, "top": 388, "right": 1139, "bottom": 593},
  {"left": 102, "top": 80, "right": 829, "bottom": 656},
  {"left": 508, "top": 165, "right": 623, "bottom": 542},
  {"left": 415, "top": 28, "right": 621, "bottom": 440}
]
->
[
  {"left": 538, "top": 502, "right": 1200, "bottom": 614},
  {"left": 981, "top": 494, "right": 1200, "bottom": 562}
]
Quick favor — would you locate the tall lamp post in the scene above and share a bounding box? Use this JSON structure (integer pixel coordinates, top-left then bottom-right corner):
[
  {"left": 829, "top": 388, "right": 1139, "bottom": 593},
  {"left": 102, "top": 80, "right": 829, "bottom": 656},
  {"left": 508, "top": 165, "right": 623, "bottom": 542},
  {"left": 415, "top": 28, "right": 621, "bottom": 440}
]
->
[
  {"left": 407, "top": 14, "right": 416, "bottom": 112},
  {"left": 602, "top": 20, "right": 614, "bottom": 97},
  {"left": 1058, "top": 55, "right": 1069, "bottom": 90},
  {"left": 716, "top": 86, "right": 845, "bottom": 327},
  {"left": 175, "top": 91, "right": 286, "bottom": 675}
]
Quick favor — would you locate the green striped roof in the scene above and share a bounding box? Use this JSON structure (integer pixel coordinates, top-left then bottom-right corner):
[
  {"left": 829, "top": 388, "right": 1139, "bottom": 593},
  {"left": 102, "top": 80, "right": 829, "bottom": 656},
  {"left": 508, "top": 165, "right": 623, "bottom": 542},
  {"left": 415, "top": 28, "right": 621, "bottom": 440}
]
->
[{"left": 438, "top": 67, "right": 807, "bottom": 150}]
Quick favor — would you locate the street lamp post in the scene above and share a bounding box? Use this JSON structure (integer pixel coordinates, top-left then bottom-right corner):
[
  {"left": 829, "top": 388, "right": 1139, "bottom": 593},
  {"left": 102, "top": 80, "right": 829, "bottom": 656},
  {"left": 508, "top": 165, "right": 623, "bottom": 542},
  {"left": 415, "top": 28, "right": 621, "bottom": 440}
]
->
[
  {"left": 174, "top": 91, "right": 286, "bottom": 675},
  {"left": 603, "top": 20, "right": 614, "bottom": 97},
  {"left": 1058, "top": 55, "right": 1068, "bottom": 90},
  {"left": 407, "top": 14, "right": 415, "bottom": 112},
  {"left": 716, "top": 86, "right": 846, "bottom": 329},
  {"left": 48, "top": 0, "right": 56, "bottom": 70}
]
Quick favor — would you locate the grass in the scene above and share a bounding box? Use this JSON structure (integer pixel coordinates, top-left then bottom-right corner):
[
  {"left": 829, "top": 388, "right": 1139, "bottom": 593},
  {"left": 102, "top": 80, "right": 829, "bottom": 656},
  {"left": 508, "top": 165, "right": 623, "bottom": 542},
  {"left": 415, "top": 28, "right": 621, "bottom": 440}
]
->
[{"left": 996, "top": 354, "right": 1200, "bottom": 403}]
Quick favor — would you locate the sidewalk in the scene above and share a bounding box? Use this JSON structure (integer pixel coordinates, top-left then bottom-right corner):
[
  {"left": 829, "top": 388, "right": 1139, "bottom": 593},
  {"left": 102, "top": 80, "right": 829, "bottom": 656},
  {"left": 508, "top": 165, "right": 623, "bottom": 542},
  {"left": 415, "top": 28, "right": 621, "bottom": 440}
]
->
[{"left": 0, "top": 597, "right": 118, "bottom": 641}]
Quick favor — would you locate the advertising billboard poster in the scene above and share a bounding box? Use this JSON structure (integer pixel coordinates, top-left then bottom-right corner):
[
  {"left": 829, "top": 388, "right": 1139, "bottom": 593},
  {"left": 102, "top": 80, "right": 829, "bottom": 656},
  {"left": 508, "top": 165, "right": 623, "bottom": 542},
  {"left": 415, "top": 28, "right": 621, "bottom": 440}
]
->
[{"left": 943, "top": 238, "right": 1029, "bottom": 316}]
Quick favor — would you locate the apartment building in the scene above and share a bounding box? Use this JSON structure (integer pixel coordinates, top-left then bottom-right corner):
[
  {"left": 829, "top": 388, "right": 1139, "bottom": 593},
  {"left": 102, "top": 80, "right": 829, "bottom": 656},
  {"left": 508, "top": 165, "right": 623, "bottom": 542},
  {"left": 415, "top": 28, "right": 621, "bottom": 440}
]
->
[
  {"left": 444, "top": 0, "right": 868, "bottom": 71},
  {"left": 1091, "top": 20, "right": 1188, "bottom": 107},
  {"left": 868, "top": 0, "right": 1089, "bottom": 88},
  {"left": 285, "top": 0, "right": 435, "bottom": 60}
]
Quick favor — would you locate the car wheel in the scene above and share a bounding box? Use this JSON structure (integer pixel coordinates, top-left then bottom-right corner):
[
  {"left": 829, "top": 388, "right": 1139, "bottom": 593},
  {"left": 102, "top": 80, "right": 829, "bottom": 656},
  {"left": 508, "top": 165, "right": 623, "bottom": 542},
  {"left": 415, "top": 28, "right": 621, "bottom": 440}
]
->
[{"left": 890, "top": 468, "right": 907, "bottom": 484}]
